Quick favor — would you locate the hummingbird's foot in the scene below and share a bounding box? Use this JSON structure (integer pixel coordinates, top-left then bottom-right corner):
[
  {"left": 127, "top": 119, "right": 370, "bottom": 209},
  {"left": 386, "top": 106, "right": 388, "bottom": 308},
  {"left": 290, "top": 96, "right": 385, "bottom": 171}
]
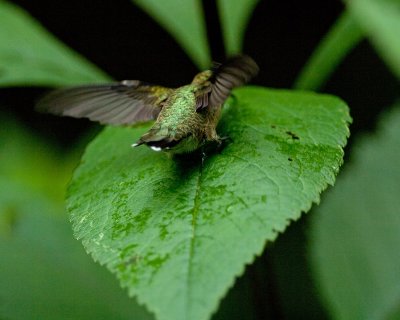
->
[
  {"left": 218, "top": 135, "right": 232, "bottom": 143},
  {"left": 201, "top": 147, "right": 207, "bottom": 166},
  {"left": 216, "top": 136, "right": 232, "bottom": 151},
  {"left": 201, "top": 136, "right": 231, "bottom": 155}
]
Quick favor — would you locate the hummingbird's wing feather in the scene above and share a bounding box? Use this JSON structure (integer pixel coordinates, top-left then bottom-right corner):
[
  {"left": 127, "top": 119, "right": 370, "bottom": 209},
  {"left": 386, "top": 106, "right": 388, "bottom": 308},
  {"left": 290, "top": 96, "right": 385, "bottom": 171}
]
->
[
  {"left": 36, "top": 80, "right": 173, "bottom": 125},
  {"left": 196, "top": 55, "right": 259, "bottom": 111}
]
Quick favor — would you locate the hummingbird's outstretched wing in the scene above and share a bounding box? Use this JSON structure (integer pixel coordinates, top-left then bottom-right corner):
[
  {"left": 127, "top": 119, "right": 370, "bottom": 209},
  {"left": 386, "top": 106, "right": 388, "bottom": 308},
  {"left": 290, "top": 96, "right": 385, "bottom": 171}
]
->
[
  {"left": 196, "top": 55, "right": 259, "bottom": 111},
  {"left": 36, "top": 80, "right": 173, "bottom": 125}
]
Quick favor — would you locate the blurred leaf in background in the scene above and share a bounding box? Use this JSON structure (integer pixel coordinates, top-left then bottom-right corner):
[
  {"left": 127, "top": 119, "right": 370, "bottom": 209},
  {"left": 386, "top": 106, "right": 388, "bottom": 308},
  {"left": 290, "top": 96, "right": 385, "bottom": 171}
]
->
[
  {"left": 345, "top": 0, "right": 400, "bottom": 80},
  {"left": 294, "top": 12, "right": 364, "bottom": 91},
  {"left": 0, "top": 116, "right": 154, "bottom": 320},
  {"left": 217, "top": 0, "right": 259, "bottom": 56},
  {"left": 131, "top": 0, "right": 259, "bottom": 67},
  {"left": 310, "top": 106, "right": 400, "bottom": 320},
  {"left": 295, "top": 0, "right": 400, "bottom": 91},
  {"left": 131, "top": 0, "right": 210, "bottom": 69},
  {"left": 0, "top": 0, "right": 109, "bottom": 87}
]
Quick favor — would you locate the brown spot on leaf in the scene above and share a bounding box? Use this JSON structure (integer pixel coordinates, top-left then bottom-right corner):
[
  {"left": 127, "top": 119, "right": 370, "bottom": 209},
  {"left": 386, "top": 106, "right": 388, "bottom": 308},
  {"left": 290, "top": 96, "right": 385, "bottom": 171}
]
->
[{"left": 286, "top": 131, "right": 299, "bottom": 140}]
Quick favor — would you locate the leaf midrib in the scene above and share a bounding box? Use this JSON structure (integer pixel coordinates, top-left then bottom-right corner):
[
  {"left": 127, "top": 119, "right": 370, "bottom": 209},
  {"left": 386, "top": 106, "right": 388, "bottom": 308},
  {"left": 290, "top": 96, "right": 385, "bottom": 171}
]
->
[{"left": 184, "top": 159, "right": 204, "bottom": 319}]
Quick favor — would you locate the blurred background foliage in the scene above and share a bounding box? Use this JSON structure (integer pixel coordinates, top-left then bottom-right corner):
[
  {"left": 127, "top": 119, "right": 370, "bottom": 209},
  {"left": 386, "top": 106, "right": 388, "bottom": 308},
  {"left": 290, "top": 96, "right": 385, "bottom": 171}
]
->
[{"left": 0, "top": 0, "right": 399, "bottom": 319}]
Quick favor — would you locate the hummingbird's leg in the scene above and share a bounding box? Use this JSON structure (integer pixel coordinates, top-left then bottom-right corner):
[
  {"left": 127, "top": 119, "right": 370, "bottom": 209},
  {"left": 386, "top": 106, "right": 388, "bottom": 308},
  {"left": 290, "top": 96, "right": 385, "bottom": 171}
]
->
[
  {"left": 203, "top": 136, "right": 232, "bottom": 155},
  {"left": 201, "top": 146, "right": 207, "bottom": 165},
  {"left": 216, "top": 136, "right": 232, "bottom": 151},
  {"left": 218, "top": 136, "right": 232, "bottom": 143}
]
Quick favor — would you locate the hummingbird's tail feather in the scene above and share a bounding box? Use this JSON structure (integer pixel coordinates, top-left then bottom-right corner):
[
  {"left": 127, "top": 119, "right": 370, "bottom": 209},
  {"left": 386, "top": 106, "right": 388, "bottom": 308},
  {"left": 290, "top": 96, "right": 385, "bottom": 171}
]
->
[
  {"left": 133, "top": 127, "right": 182, "bottom": 151},
  {"left": 131, "top": 141, "right": 144, "bottom": 148}
]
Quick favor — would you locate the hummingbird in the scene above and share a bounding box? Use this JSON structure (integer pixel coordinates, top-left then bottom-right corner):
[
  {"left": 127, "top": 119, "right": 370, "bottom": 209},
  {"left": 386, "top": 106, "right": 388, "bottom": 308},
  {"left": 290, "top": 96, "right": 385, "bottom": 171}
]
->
[{"left": 37, "top": 55, "right": 259, "bottom": 154}]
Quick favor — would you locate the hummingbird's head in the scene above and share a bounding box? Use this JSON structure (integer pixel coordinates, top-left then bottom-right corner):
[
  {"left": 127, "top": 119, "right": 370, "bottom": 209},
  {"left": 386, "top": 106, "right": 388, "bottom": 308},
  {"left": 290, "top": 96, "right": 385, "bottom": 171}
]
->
[{"left": 191, "top": 70, "right": 213, "bottom": 85}]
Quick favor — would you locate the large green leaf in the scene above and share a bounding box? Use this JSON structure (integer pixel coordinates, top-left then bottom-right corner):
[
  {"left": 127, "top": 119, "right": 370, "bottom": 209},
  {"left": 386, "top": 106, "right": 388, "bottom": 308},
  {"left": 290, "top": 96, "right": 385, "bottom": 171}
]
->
[
  {"left": 309, "top": 107, "right": 400, "bottom": 320},
  {"left": 294, "top": 11, "right": 364, "bottom": 91},
  {"left": 0, "top": 116, "right": 74, "bottom": 203},
  {"left": 132, "top": 0, "right": 210, "bottom": 69},
  {"left": 0, "top": 0, "right": 109, "bottom": 87},
  {"left": 344, "top": 0, "right": 400, "bottom": 79},
  {"left": 0, "top": 118, "right": 153, "bottom": 320},
  {"left": 67, "top": 86, "right": 350, "bottom": 320},
  {"left": 217, "top": 0, "right": 259, "bottom": 55}
]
